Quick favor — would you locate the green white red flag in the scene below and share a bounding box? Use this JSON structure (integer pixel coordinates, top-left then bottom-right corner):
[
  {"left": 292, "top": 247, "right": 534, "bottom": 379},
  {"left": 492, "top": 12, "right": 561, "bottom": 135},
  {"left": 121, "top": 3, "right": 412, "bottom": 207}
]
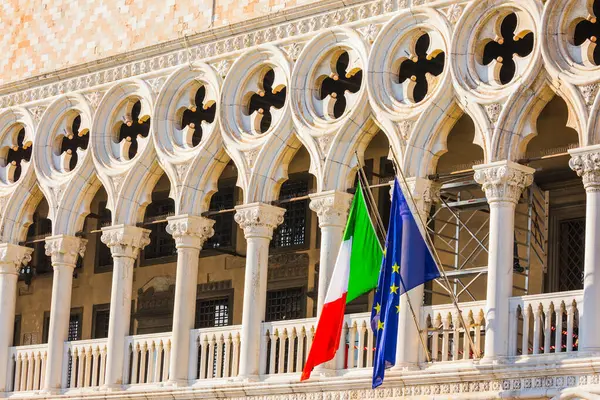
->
[{"left": 301, "top": 182, "right": 383, "bottom": 380}]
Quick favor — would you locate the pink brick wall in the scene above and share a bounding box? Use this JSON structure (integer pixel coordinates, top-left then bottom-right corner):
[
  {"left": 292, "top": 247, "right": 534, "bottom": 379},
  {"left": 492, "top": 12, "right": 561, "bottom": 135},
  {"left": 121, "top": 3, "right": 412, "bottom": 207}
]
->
[{"left": 0, "top": 0, "right": 308, "bottom": 86}]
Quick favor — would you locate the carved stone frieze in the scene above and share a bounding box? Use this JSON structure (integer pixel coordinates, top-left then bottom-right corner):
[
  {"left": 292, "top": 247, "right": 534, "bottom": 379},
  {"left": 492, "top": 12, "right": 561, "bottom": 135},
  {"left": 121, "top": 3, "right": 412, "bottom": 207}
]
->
[
  {"left": 166, "top": 215, "right": 215, "bottom": 249},
  {"left": 309, "top": 190, "right": 353, "bottom": 228},
  {"left": 0, "top": 243, "right": 33, "bottom": 274},
  {"left": 0, "top": 0, "right": 402, "bottom": 110},
  {"left": 234, "top": 203, "right": 285, "bottom": 239},
  {"left": 44, "top": 235, "right": 87, "bottom": 267},
  {"left": 569, "top": 145, "right": 600, "bottom": 192},
  {"left": 100, "top": 225, "right": 151, "bottom": 259},
  {"left": 473, "top": 161, "right": 534, "bottom": 204}
]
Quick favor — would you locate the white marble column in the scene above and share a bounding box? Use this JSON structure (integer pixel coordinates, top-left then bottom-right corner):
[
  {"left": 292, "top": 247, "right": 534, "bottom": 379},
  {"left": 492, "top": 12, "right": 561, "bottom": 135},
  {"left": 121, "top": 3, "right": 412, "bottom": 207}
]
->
[
  {"left": 234, "top": 203, "right": 285, "bottom": 380},
  {"left": 309, "top": 191, "right": 353, "bottom": 314},
  {"left": 0, "top": 244, "right": 33, "bottom": 392},
  {"left": 394, "top": 178, "right": 440, "bottom": 369},
  {"left": 43, "top": 235, "right": 87, "bottom": 393},
  {"left": 569, "top": 145, "right": 600, "bottom": 353},
  {"left": 165, "top": 215, "right": 215, "bottom": 385},
  {"left": 474, "top": 160, "right": 533, "bottom": 361},
  {"left": 101, "top": 225, "right": 150, "bottom": 389},
  {"left": 308, "top": 190, "right": 352, "bottom": 372}
]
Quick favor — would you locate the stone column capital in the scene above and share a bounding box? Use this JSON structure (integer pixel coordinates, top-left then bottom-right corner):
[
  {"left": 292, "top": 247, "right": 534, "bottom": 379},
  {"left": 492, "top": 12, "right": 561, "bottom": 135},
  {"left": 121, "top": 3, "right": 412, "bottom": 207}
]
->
[
  {"left": 569, "top": 145, "right": 600, "bottom": 192},
  {"left": 44, "top": 235, "right": 87, "bottom": 267},
  {"left": 399, "top": 177, "right": 442, "bottom": 220},
  {"left": 473, "top": 160, "right": 534, "bottom": 204},
  {"left": 100, "top": 225, "right": 150, "bottom": 259},
  {"left": 166, "top": 214, "right": 215, "bottom": 249},
  {"left": 309, "top": 190, "right": 353, "bottom": 228},
  {"left": 234, "top": 203, "right": 285, "bottom": 239},
  {"left": 0, "top": 243, "right": 33, "bottom": 275}
]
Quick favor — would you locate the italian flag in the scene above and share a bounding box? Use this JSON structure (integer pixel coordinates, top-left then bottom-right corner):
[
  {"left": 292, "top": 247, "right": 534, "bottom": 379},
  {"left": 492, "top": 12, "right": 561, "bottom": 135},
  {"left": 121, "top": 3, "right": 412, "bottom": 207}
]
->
[{"left": 301, "top": 183, "right": 383, "bottom": 380}]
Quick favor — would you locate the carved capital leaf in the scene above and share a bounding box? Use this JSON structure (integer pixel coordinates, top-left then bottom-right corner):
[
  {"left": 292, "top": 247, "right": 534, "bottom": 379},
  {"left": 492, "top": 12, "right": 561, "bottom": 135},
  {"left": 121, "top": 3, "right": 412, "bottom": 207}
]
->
[
  {"left": 0, "top": 244, "right": 34, "bottom": 274},
  {"left": 100, "top": 225, "right": 151, "bottom": 259},
  {"left": 166, "top": 215, "right": 215, "bottom": 249},
  {"left": 234, "top": 203, "right": 285, "bottom": 239},
  {"left": 309, "top": 191, "right": 353, "bottom": 228},
  {"left": 44, "top": 235, "right": 87, "bottom": 267},
  {"left": 569, "top": 145, "right": 600, "bottom": 191},
  {"left": 473, "top": 161, "right": 534, "bottom": 204}
]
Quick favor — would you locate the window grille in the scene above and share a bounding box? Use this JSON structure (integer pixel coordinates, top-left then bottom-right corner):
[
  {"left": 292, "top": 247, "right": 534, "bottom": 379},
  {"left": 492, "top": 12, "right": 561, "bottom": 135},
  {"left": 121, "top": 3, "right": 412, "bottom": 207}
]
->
[
  {"left": 68, "top": 314, "right": 81, "bottom": 342},
  {"left": 272, "top": 179, "right": 309, "bottom": 249},
  {"left": 558, "top": 218, "right": 585, "bottom": 292},
  {"left": 195, "top": 297, "right": 231, "bottom": 329},
  {"left": 265, "top": 287, "right": 305, "bottom": 322},
  {"left": 206, "top": 186, "right": 235, "bottom": 249},
  {"left": 143, "top": 199, "right": 176, "bottom": 260}
]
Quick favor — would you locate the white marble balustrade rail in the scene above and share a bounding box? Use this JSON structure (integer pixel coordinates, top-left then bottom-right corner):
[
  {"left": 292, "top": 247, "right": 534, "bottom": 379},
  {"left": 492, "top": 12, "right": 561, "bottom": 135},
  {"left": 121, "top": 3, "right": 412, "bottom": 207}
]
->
[
  {"left": 509, "top": 290, "right": 582, "bottom": 357},
  {"left": 124, "top": 333, "right": 171, "bottom": 385},
  {"left": 63, "top": 338, "right": 107, "bottom": 389},
  {"left": 8, "top": 344, "right": 47, "bottom": 392},
  {"left": 190, "top": 326, "right": 241, "bottom": 381},
  {"left": 421, "top": 301, "right": 486, "bottom": 363}
]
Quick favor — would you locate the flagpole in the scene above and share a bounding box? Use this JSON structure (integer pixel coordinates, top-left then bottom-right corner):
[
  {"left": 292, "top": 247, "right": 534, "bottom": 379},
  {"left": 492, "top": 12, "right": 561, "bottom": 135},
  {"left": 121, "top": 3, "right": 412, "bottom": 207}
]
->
[
  {"left": 354, "top": 153, "right": 432, "bottom": 363},
  {"left": 388, "top": 146, "right": 481, "bottom": 360},
  {"left": 354, "top": 152, "right": 387, "bottom": 244}
]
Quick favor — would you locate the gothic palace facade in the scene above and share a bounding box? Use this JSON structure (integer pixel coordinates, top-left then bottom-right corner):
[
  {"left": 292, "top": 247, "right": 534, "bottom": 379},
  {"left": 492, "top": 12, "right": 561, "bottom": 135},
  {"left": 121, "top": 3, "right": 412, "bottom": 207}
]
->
[{"left": 1, "top": 0, "right": 600, "bottom": 398}]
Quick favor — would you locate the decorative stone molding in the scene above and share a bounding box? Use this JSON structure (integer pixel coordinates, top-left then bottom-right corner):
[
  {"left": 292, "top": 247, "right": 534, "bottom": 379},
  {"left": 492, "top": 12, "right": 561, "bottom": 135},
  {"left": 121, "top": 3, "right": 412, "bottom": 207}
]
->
[
  {"left": 473, "top": 161, "right": 534, "bottom": 204},
  {"left": 401, "top": 177, "right": 441, "bottom": 220},
  {"left": 166, "top": 215, "right": 215, "bottom": 249},
  {"left": 569, "top": 145, "right": 600, "bottom": 192},
  {"left": 234, "top": 203, "right": 285, "bottom": 239},
  {"left": 309, "top": 190, "right": 353, "bottom": 228},
  {"left": 100, "top": 225, "right": 151, "bottom": 259},
  {"left": 44, "top": 235, "right": 87, "bottom": 267},
  {"left": 0, "top": 243, "right": 33, "bottom": 275},
  {"left": 580, "top": 83, "right": 599, "bottom": 108}
]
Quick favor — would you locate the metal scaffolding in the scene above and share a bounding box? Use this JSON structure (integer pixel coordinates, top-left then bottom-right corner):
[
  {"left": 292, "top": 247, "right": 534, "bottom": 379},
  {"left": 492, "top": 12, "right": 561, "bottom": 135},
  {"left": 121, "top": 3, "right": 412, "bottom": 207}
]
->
[{"left": 426, "top": 175, "right": 548, "bottom": 301}]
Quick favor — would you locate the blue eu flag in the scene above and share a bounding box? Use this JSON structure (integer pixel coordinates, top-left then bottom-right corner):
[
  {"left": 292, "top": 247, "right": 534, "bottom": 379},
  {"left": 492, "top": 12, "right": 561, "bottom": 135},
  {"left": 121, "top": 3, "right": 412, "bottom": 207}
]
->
[{"left": 371, "top": 178, "right": 440, "bottom": 388}]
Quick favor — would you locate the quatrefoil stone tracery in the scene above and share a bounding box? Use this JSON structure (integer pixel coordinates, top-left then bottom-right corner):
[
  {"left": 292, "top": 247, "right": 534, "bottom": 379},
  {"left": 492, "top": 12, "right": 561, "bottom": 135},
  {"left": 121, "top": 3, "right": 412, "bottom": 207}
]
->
[
  {"left": 478, "top": 12, "right": 534, "bottom": 85},
  {"left": 57, "top": 114, "right": 89, "bottom": 173},
  {"left": 116, "top": 99, "right": 150, "bottom": 161},
  {"left": 397, "top": 33, "right": 445, "bottom": 103},
  {"left": 1, "top": 127, "right": 31, "bottom": 184},
  {"left": 572, "top": 0, "right": 600, "bottom": 66},
  {"left": 317, "top": 51, "right": 362, "bottom": 119},
  {"left": 245, "top": 68, "right": 286, "bottom": 135},
  {"left": 179, "top": 85, "right": 216, "bottom": 148}
]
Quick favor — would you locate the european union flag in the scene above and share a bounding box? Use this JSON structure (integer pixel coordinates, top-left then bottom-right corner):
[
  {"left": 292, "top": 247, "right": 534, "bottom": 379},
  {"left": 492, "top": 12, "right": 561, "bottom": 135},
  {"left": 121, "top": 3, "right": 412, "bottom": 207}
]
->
[{"left": 371, "top": 177, "right": 440, "bottom": 389}]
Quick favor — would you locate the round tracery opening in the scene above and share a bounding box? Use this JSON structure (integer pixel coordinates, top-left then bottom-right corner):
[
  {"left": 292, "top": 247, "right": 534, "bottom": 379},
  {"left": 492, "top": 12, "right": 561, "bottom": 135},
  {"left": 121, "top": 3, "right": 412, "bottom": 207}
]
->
[
  {"left": 0, "top": 126, "right": 31, "bottom": 184},
  {"left": 115, "top": 99, "right": 151, "bottom": 161},
  {"left": 245, "top": 68, "right": 287, "bottom": 134},
  {"left": 56, "top": 114, "right": 89, "bottom": 173},
  {"left": 479, "top": 12, "right": 534, "bottom": 85},
  {"left": 572, "top": 0, "right": 600, "bottom": 66},
  {"left": 179, "top": 86, "right": 216, "bottom": 148},
  {"left": 317, "top": 51, "right": 363, "bottom": 119},
  {"left": 398, "top": 33, "right": 445, "bottom": 103}
]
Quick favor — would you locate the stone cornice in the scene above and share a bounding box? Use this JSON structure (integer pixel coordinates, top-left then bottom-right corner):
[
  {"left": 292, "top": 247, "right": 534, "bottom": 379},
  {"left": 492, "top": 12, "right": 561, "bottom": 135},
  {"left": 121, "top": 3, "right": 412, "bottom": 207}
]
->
[
  {"left": 166, "top": 215, "right": 215, "bottom": 250},
  {"left": 0, "top": 243, "right": 33, "bottom": 275},
  {"left": 234, "top": 203, "right": 285, "bottom": 239},
  {"left": 473, "top": 161, "right": 534, "bottom": 204},
  {"left": 44, "top": 235, "right": 87, "bottom": 267},
  {"left": 569, "top": 145, "right": 600, "bottom": 192},
  {"left": 100, "top": 225, "right": 151, "bottom": 259},
  {"left": 0, "top": 0, "right": 467, "bottom": 109},
  {"left": 309, "top": 190, "right": 353, "bottom": 228}
]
